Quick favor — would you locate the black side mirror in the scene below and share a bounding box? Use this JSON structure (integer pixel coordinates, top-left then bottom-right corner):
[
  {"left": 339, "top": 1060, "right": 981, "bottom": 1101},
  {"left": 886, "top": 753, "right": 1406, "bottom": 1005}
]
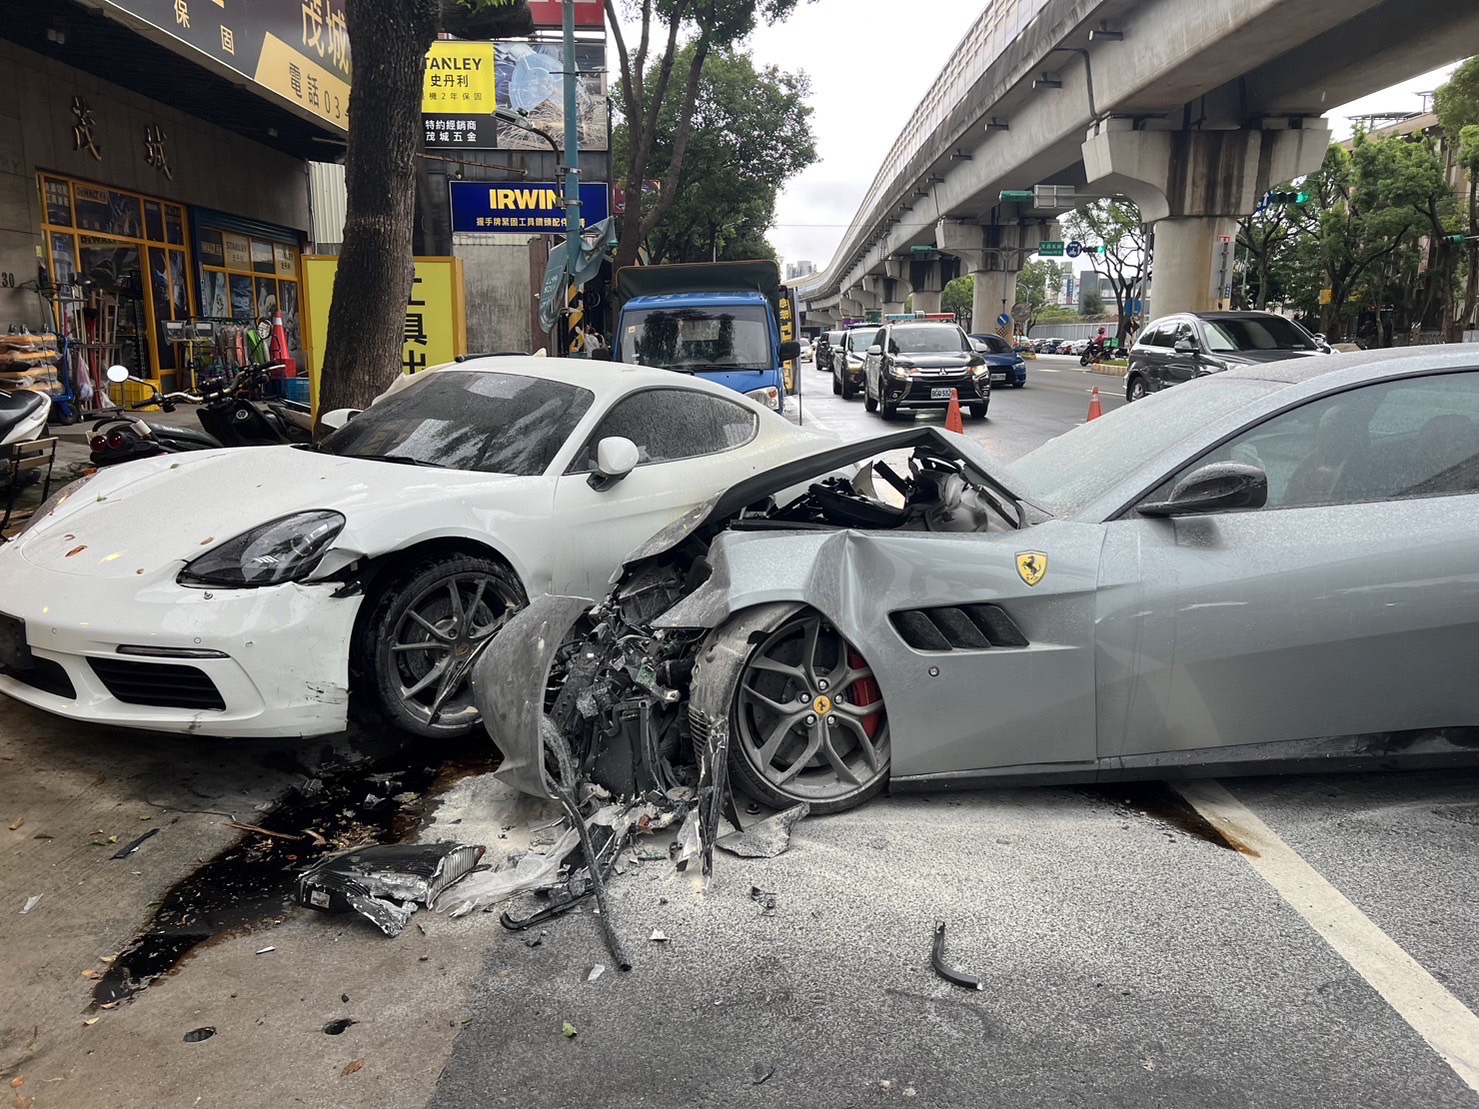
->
[
  {"left": 1173, "top": 338, "right": 1198, "bottom": 354},
  {"left": 778, "top": 340, "right": 801, "bottom": 361},
  {"left": 1139, "top": 462, "right": 1268, "bottom": 517},
  {"left": 591, "top": 349, "right": 613, "bottom": 362}
]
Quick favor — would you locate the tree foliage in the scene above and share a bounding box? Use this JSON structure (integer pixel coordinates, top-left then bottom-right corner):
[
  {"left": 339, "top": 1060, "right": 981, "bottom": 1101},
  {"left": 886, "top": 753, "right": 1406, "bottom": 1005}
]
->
[
  {"left": 1016, "top": 259, "right": 1066, "bottom": 329},
  {"left": 1435, "top": 56, "right": 1479, "bottom": 138},
  {"left": 615, "top": 46, "right": 816, "bottom": 264},
  {"left": 1061, "top": 200, "right": 1146, "bottom": 342},
  {"left": 605, "top": 0, "right": 814, "bottom": 271},
  {"left": 941, "top": 275, "right": 973, "bottom": 323}
]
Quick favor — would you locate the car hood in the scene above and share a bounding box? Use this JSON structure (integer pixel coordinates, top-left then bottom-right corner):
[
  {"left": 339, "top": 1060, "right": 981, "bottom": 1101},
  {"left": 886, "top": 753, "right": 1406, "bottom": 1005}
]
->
[
  {"left": 620, "top": 426, "right": 1043, "bottom": 567},
  {"left": 981, "top": 353, "right": 1022, "bottom": 366},
  {"left": 1214, "top": 349, "right": 1324, "bottom": 365},
  {"left": 900, "top": 352, "right": 976, "bottom": 370},
  {"left": 17, "top": 447, "right": 522, "bottom": 578}
]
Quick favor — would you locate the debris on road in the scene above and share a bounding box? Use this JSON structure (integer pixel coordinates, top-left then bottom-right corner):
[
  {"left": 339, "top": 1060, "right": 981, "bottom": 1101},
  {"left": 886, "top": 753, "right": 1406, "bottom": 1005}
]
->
[
  {"left": 750, "top": 885, "right": 778, "bottom": 915},
  {"left": 323, "top": 1018, "right": 356, "bottom": 1035},
  {"left": 19, "top": 894, "right": 41, "bottom": 915},
  {"left": 751, "top": 1063, "right": 775, "bottom": 1086},
  {"left": 340, "top": 1057, "right": 365, "bottom": 1076},
  {"left": 561, "top": 1021, "right": 578, "bottom": 1038},
  {"left": 716, "top": 803, "right": 810, "bottom": 858},
  {"left": 298, "top": 842, "right": 485, "bottom": 937},
  {"left": 649, "top": 929, "right": 668, "bottom": 943},
  {"left": 182, "top": 1026, "right": 216, "bottom": 1042},
  {"left": 8, "top": 816, "right": 22, "bottom": 831},
  {"left": 587, "top": 964, "right": 605, "bottom": 982},
  {"left": 931, "top": 922, "right": 983, "bottom": 992},
  {"left": 255, "top": 946, "right": 275, "bottom": 955},
  {"left": 110, "top": 827, "right": 159, "bottom": 859}
]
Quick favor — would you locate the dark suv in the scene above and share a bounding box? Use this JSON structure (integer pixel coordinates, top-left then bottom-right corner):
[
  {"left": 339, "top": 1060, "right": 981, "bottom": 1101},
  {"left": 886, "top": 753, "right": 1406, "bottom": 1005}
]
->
[
  {"left": 862, "top": 322, "right": 989, "bottom": 420},
  {"left": 1125, "top": 311, "right": 1326, "bottom": 402},
  {"left": 816, "top": 329, "right": 845, "bottom": 375}
]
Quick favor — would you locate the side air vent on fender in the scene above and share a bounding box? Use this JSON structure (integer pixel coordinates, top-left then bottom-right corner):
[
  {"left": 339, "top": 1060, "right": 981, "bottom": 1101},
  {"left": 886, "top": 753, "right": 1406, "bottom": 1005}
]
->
[{"left": 890, "top": 604, "right": 1029, "bottom": 652}]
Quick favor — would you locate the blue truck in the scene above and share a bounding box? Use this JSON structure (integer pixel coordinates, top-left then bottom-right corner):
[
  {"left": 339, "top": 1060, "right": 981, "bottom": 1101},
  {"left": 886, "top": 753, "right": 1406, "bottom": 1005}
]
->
[{"left": 612, "top": 261, "right": 801, "bottom": 413}]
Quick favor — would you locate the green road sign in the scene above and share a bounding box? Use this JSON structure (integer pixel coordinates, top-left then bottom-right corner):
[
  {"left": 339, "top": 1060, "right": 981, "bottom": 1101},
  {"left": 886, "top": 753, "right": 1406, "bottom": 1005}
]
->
[
  {"left": 1039, "top": 241, "right": 1065, "bottom": 256},
  {"left": 999, "top": 190, "right": 1035, "bottom": 203}
]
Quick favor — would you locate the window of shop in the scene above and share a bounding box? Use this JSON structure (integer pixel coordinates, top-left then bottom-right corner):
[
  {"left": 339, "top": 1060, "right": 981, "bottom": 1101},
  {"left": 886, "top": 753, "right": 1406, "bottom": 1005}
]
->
[
  {"left": 193, "top": 216, "right": 303, "bottom": 374},
  {"left": 40, "top": 174, "right": 194, "bottom": 389}
]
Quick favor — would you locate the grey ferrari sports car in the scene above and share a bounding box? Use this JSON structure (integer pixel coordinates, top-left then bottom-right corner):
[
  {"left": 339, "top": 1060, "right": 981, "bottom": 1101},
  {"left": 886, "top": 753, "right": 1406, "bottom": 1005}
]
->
[{"left": 478, "top": 345, "right": 1479, "bottom": 814}]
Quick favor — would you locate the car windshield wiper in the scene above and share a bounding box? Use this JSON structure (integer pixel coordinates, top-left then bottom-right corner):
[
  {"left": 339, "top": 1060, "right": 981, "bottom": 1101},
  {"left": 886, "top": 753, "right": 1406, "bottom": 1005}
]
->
[{"left": 351, "top": 453, "right": 448, "bottom": 468}]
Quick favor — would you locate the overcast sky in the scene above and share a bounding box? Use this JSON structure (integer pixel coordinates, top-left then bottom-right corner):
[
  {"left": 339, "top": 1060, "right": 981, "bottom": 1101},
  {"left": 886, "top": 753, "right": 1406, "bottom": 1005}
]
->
[{"left": 659, "top": 4, "right": 1460, "bottom": 273}]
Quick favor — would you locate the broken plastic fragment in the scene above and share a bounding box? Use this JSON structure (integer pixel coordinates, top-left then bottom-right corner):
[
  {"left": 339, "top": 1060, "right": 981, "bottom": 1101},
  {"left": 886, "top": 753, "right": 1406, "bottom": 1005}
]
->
[
  {"left": 255, "top": 945, "right": 276, "bottom": 955},
  {"left": 716, "top": 803, "right": 810, "bottom": 859},
  {"left": 299, "top": 842, "right": 485, "bottom": 937},
  {"left": 587, "top": 964, "right": 605, "bottom": 982},
  {"left": 672, "top": 809, "right": 702, "bottom": 871},
  {"left": 436, "top": 827, "right": 581, "bottom": 918},
  {"left": 19, "top": 894, "right": 41, "bottom": 915},
  {"left": 561, "top": 1021, "right": 578, "bottom": 1038},
  {"left": 182, "top": 1026, "right": 216, "bottom": 1043},
  {"left": 111, "top": 827, "right": 159, "bottom": 859},
  {"left": 649, "top": 929, "right": 668, "bottom": 943},
  {"left": 930, "top": 922, "right": 983, "bottom": 991}
]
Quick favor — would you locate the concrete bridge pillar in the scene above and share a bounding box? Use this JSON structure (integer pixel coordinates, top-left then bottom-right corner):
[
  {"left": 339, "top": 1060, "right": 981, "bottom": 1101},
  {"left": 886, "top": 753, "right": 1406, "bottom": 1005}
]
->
[
  {"left": 1082, "top": 120, "right": 1330, "bottom": 316},
  {"left": 974, "top": 270, "right": 1018, "bottom": 334}
]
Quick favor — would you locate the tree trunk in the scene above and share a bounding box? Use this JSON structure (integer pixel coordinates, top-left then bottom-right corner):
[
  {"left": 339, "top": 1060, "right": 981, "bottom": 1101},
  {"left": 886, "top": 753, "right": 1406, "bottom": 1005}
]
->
[
  {"left": 1464, "top": 179, "right": 1479, "bottom": 333},
  {"left": 318, "top": 0, "right": 440, "bottom": 422}
]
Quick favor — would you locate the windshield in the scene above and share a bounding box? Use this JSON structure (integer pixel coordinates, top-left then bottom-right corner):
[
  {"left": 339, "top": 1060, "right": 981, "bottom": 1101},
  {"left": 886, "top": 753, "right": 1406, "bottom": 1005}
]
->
[
  {"left": 1204, "top": 316, "right": 1317, "bottom": 353},
  {"left": 846, "top": 331, "right": 875, "bottom": 353},
  {"left": 623, "top": 306, "right": 773, "bottom": 371},
  {"left": 320, "top": 371, "right": 593, "bottom": 476},
  {"left": 826, "top": 330, "right": 844, "bottom": 345},
  {"left": 892, "top": 325, "right": 968, "bottom": 354},
  {"left": 1006, "top": 378, "right": 1281, "bottom": 515},
  {"left": 975, "top": 334, "right": 1013, "bottom": 354}
]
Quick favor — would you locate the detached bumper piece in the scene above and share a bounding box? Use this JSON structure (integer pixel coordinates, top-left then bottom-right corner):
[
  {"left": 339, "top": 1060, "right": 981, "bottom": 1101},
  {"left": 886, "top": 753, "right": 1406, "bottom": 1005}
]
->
[
  {"left": 931, "top": 922, "right": 984, "bottom": 991},
  {"left": 297, "top": 842, "right": 485, "bottom": 937}
]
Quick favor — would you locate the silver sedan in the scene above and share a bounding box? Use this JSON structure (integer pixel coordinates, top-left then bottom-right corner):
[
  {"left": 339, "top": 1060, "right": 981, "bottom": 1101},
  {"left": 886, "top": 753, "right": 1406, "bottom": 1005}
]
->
[{"left": 482, "top": 346, "right": 1479, "bottom": 813}]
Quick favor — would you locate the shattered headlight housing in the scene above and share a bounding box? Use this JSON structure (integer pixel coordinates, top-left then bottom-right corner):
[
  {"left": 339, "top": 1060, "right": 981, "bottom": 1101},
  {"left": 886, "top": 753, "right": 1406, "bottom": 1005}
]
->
[{"left": 178, "top": 510, "right": 345, "bottom": 588}]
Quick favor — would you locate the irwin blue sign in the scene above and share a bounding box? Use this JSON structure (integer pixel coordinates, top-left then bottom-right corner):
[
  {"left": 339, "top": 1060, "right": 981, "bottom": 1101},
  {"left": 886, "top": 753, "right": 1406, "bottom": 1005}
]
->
[{"left": 449, "top": 181, "right": 610, "bottom": 234}]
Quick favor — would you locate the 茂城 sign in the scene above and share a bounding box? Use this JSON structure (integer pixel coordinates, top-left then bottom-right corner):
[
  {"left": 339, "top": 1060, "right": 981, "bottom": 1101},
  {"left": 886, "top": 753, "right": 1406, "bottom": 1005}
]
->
[
  {"left": 300, "top": 256, "right": 466, "bottom": 406},
  {"left": 449, "top": 181, "right": 611, "bottom": 234}
]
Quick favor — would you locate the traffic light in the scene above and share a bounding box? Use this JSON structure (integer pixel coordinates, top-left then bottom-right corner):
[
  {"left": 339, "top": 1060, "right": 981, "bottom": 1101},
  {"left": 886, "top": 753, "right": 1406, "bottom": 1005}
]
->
[
  {"left": 1267, "top": 189, "right": 1310, "bottom": 204},
  {"left": 1443, "top": 233, "right": 1473, "bottom": 244}
]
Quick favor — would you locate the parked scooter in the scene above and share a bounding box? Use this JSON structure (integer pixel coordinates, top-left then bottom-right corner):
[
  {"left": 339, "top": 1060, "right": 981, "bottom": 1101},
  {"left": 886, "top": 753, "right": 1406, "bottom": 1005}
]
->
[
  {"left": 0, "top": 387, "right": 52, "bottom": 491},
  {"left": 89, "top": 363, "right": 312, "bottom": 469}
]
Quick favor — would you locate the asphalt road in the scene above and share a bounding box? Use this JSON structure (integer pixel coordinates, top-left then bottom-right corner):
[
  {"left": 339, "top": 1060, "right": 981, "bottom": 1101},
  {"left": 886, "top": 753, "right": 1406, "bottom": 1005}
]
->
[{"left": 786, "top": 353, "right": 1127, "bottom": 464}]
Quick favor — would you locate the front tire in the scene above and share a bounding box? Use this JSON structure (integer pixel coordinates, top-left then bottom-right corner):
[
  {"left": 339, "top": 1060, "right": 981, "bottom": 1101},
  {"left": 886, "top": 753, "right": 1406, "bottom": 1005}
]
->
[
  {"left": 967, "top": 402, "right": 987, "bottom": 419},
  {"left": 715, "top": 608, "right": 890, "bottom": 815},
  {"left": 831, "top": 370, "right": 842, "bottom": 395},
  {"left": 358, "top": 554, "right": 525, "bottom": 738}
]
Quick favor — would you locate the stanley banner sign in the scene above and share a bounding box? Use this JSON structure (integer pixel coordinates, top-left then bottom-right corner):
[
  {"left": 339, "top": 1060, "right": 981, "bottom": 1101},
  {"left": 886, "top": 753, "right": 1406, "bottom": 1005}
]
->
[
  {"left": 449, "top": 181, "right": 612, "bottom": 234},
  {"left": 96, "top": 0, "right": 351, "bottom": 130},
  {"left": 423, "top": 40, "right": 496, "bottom": 149}
]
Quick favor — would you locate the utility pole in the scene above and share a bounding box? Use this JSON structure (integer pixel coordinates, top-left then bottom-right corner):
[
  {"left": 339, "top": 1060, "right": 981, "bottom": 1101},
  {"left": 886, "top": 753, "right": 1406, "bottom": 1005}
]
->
[{"left": 561, "top": 0, "right": 582, "bottom": 275}]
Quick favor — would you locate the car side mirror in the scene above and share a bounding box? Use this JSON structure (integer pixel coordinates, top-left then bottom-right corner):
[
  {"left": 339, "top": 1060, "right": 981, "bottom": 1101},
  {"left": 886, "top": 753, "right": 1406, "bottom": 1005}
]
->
[
  {"left": 1139, "top": 462, "right": 1268, "bottom": 517},
  {"left": 588, "top": 436, "right": 640, "bottom": 491},
  {"left": 778, "top": 339, "right": 801, "bottom": 361},
  {"left": 590, "top": 348, "right": 613, "bottom": 361},
  {"left": 867, "top": 344, "right": 882, "bottom": 356},
  {"left": 319, "top": 408, "right": 361, "bottom": 432},
  {"left": 1174, "top": 338, "right": 1198, "bottom": 354}
]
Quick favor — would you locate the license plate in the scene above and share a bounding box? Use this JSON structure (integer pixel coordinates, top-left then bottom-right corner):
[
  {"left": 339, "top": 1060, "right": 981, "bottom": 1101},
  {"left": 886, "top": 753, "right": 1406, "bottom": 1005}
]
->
[
  {"left": 0, "top": 613, "right": 31, "bottom": 671},
  {"left": 990, "top": 371, "right": 1006, "bottom": 382},
  {"left": 930, "top": 387, "right": 955, "bottom": 400}
]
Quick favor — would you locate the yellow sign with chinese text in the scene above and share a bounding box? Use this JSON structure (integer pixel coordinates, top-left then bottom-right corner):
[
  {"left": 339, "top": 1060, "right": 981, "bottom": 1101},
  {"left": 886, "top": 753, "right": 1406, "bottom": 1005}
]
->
[
  {"left": 300, "top": 256, "right": 467, "bottom": 410},
  {"left": 423, "top": 42, "right": 496, "bottom": 114},
  {"left": 255, "top": 31, "right": 351, "bottom": 128}
]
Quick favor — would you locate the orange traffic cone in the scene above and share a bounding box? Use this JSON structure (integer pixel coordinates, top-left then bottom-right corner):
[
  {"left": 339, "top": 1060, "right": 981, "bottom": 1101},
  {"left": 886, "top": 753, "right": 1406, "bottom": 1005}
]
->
[
  {"left": 1087, "top": 386, "right": 1103, "bottom": 421},
  {"left": 945, "top": 389, "right": 964, "bottom": 433}
]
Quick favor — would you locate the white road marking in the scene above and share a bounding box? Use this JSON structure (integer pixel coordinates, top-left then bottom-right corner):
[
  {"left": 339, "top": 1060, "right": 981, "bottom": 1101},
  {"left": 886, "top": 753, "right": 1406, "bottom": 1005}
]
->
[{"left": 1175, "top": 780, "right": 1479, "bottom": 1094}]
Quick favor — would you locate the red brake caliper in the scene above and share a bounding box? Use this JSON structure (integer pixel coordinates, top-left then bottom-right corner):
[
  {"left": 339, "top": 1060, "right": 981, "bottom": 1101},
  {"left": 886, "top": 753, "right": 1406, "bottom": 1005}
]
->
[{"left": 847, "top": 650, "right": 884, "bottom": 738}]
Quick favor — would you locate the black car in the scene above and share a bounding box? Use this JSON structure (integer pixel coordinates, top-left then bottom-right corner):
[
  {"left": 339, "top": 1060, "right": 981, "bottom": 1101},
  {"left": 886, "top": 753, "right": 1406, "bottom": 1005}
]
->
[
  {"left": 815, "top": 329, "right": 845, "bottom": 374},
  {"left": 832, "top": 326, "right": 875, "bottom": 399},
  {"left": 862, "top": 322, "right": 989, "bottom": 420},
  {"left": 1125, "top": 311, "right": 1326, "bottom": 402}
]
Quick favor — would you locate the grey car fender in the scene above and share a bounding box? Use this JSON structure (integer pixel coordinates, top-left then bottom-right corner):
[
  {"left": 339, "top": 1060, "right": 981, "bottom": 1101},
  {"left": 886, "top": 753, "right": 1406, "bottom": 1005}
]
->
[{"left": 472, "top": 593, "right": 594, "bottom": 801}]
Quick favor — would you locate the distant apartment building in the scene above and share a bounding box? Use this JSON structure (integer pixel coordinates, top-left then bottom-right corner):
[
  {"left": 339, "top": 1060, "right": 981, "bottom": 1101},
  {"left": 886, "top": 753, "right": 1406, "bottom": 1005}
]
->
[{"left": 785, "top": 260, "right": 817, "bottom": 281}]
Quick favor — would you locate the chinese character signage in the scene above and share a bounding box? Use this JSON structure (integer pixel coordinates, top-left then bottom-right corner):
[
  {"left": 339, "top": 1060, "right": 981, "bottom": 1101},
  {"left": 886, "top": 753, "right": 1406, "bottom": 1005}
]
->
[
  {"left": 449, "top": 181, "right": 610, "bottom": 235},
  {"left": 527, "top": 0, "right": 604, "bottom": 28},
  {"left": 300, "top": 256, "right": 466, "bottom": 403},
  {"left": 96, "top": 0, "right": 351, "bottom": 130},
  {"left": 423, "top": 40, "right": 496, "bottom": 149}
]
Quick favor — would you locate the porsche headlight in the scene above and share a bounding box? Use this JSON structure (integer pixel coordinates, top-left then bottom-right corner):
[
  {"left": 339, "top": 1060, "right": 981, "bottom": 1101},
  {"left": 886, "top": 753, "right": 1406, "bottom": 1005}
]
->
[{"left": 178, "top": 510, "right": 346, "bottom": 588}]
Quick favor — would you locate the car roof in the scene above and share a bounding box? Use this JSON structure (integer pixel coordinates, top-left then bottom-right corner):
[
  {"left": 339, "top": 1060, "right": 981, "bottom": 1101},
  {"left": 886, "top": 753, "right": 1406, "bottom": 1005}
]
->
[{"left": 1218, "top": 343, "right": 1479, "bottom": 386}]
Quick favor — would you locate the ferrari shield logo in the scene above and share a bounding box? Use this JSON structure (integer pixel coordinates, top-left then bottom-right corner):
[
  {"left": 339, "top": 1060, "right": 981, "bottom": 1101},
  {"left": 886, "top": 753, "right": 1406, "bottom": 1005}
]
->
[{"left": 1015, "top": 551, "right": 1048, "bottom": 587}]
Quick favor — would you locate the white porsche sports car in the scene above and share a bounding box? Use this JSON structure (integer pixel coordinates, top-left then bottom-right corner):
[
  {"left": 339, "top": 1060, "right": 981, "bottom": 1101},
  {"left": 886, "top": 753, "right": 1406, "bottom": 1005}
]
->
[{"left": 0, "top": 357, "right": 830, "bottom": 739}]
